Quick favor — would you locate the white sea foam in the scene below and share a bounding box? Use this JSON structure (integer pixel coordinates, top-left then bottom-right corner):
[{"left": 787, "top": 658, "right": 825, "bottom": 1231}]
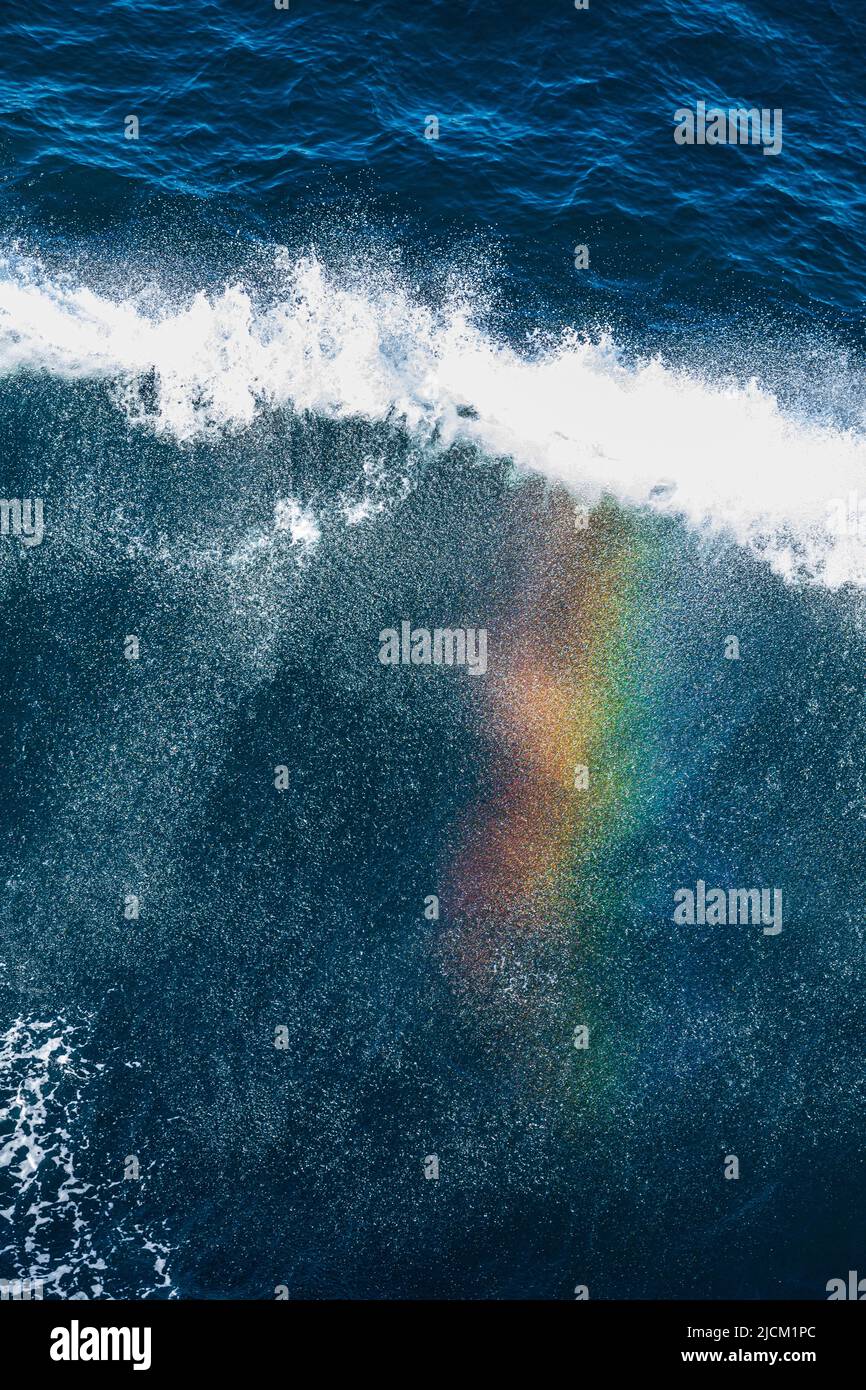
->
[
  {"left": 0, "top": 1013, "right": 174, "bottom": 1299},
  {"left": 1, "top": 249, "right": 865, "bottom": 585}
]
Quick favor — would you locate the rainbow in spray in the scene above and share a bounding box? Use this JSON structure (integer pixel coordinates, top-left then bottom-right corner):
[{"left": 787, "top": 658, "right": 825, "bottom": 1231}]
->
[{"left": 441, "top": 492, "right": 666, "bottom": 990}]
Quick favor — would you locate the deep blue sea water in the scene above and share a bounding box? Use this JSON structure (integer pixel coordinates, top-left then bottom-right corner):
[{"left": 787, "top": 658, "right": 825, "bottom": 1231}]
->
[{"left": 0, "top": 0, "right": 864, "bottom": 1300}]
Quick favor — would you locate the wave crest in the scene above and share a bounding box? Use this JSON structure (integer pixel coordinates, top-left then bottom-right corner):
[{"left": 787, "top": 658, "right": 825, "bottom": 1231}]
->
[{"left": 1, "top": 249, "right": 865, "bottom": 585}]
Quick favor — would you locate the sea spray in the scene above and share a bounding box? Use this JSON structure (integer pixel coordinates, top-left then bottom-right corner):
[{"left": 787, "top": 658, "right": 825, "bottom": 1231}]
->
[{"left": 1, "top": 252, "right": 865, "bottom": 585}]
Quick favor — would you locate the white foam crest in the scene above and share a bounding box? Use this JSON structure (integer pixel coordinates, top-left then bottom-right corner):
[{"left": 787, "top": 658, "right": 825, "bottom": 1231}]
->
[{"left": 1, "top": 249, "right": 865, "bottom": 584}]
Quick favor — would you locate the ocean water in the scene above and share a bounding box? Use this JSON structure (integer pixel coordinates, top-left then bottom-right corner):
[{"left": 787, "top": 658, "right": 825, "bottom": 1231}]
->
[{"left": 0, "top": 0, "right": 864, "bottom": 1300}]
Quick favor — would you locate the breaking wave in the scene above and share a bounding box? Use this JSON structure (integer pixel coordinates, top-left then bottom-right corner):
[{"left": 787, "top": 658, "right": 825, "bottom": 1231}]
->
[{"left": 1, "top": 248, "right": 865, "bottom": 586}]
